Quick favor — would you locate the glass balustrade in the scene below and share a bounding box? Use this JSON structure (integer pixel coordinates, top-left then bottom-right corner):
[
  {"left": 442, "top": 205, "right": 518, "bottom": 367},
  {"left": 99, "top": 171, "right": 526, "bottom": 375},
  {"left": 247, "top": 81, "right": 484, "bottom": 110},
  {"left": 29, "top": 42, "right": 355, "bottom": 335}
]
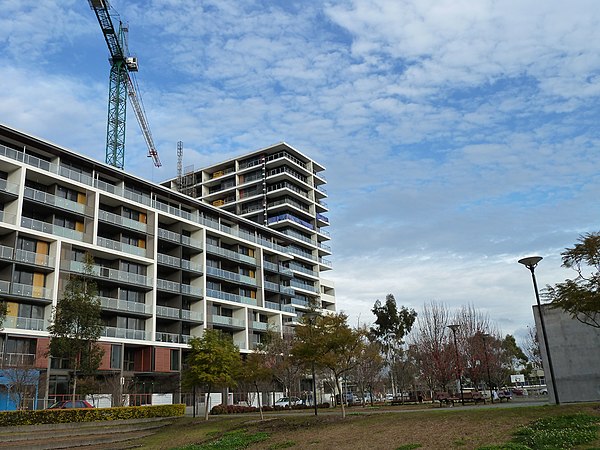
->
[
  {"left": 155, "top": 331, "right": 181, "bottom": 343},
  {"left": 68, "top": 260, "right": 151, "bottom": 287},
  {"left": 212, "top": 314, "right": 245, "bottom": 328},
  {"left": 99, "top": 296, "right": 150, "bottom": 314},
  {"left": 98, "top": 210, "right": 148, "bottom": 232},
  {"left": 14, "top": 249, "right": 55, "bottom": 267},
  {"left": 97, "top": 237, "right": 147, "bottom": 257},
  {"left": 4, "top": 316, "right": 46, "bottom": 331},
  {"left": 11, "top": 282, "right": 52, "bottom": 299},
  {"left": 156, "top": 305, "right": 180, "bottom": 318},
  {"left": 24, "top": 187, "right": 86, "bottom": 214},
  {"left": 103, "top": 327, "right": 147, "bottom": 340}
]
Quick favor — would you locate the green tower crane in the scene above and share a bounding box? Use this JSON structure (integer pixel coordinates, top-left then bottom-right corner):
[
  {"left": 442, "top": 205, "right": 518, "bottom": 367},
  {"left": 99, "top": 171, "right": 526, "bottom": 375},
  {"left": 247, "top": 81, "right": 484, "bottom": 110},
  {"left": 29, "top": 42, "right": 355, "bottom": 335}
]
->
[{"left": 88, "top": 0, "right": 161, "bottom": 169}]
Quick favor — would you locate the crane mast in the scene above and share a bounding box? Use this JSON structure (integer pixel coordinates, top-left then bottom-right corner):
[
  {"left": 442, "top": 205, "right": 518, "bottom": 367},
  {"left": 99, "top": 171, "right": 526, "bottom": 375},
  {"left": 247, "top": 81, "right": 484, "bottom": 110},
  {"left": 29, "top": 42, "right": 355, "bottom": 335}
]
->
[{"left": 88, "top": 0, "right": 161, "bottom": 169}]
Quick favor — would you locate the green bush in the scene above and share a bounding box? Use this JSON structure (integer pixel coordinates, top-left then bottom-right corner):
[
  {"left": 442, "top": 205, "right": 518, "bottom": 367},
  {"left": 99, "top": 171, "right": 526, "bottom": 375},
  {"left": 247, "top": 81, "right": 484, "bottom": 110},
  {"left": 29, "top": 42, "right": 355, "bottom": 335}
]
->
[{"left": 0, "top": 403, "right": 185, "bottom": 427}]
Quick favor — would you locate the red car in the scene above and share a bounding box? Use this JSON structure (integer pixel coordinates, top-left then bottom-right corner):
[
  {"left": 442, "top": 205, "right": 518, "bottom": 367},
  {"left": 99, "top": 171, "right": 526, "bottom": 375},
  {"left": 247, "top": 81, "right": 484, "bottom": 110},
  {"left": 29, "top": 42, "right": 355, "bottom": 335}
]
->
[{"left": 48, "top": 400, "right": 94, "bottom": 409}]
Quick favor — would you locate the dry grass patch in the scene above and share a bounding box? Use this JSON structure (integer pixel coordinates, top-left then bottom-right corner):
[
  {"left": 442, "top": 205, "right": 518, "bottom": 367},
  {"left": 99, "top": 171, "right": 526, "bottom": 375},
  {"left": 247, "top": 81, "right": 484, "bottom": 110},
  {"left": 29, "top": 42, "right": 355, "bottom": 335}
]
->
[{"left": 136, "top": 403, "right": 600, "bottom": 450}]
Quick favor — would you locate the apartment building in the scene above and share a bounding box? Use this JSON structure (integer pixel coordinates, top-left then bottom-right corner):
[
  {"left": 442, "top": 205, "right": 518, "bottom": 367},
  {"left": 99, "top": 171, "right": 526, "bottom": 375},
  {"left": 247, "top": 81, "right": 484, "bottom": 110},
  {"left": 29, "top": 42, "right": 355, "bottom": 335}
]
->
[
  {"left": 162, "top": 143, "right": 335, "bottom": 324},
  {"left": 0, "top": 124, "right": 334, "bottom": 404}
]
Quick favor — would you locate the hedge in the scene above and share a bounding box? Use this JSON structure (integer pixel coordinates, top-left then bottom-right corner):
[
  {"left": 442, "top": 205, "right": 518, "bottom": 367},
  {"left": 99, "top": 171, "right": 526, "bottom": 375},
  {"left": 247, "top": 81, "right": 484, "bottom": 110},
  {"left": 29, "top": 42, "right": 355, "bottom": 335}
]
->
[
  {"left": 210, "top": 402, "right": 331, "bottom": 415},
  {"left": 0, "top": 404, "right": 185, "bottom": 427}
]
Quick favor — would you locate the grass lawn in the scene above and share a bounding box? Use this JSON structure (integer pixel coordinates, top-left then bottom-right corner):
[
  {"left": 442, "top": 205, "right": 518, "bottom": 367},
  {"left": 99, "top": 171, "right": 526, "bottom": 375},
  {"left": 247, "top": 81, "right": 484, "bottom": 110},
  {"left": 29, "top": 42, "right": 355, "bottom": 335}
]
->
[{"left": 137, "top": 402, "right": 600, "bottom": 450}]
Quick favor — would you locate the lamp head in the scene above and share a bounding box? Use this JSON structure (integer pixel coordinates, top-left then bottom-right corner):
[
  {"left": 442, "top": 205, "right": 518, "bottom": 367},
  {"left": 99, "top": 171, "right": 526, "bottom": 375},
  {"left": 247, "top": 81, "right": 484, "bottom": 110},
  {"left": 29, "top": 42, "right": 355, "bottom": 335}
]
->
[
  {"left": 518, "top": 256, "right": 543, "bottom": 270},
  {"left": 447, "top": 324, "right": 460, "bottom": 332}
]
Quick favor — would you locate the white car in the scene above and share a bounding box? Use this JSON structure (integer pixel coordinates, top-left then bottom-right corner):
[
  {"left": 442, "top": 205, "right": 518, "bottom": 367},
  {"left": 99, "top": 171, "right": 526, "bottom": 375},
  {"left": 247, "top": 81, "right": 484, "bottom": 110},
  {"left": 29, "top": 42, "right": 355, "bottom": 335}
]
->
[{"left": 274, "top": 396, "right": 302, "bottom": 407}]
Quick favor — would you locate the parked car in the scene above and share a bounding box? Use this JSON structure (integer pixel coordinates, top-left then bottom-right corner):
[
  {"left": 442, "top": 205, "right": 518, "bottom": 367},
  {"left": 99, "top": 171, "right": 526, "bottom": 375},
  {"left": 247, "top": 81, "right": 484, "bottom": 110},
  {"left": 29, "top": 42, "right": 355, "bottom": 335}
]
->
[
  {"left": 48, "top": 400, "right": 94, "bottom": 409},
  {"left": 274, "top": 396, "right": 302, "bottom": 407}
]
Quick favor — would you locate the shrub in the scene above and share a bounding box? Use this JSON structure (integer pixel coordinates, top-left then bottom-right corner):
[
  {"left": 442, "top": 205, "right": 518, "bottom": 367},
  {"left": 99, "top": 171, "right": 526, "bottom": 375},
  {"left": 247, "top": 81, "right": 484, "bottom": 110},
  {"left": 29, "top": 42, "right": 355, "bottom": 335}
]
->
[{"left": 0, "top": 404, "right": 185, "bottom": 427}]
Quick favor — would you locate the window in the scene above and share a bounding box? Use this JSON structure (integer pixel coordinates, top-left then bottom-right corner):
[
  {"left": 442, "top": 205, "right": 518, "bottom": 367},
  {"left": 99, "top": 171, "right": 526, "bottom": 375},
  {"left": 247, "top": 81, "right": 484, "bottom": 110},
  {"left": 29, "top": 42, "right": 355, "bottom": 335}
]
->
[
  {"left": 18, "top": 303, "right": 44, "bottom": 319},
  {"left": 122, "top": 207, "right": 140, "bottom": 221},
  {"left": 206, "top": 259, "right": 220, "bottom": 268},
  {"left": 120, "top": 260, "right": 146, "bottom": 275},
  {"left": 120, "top": 289, "right": 145, "bottom": 303},
  {"left": 110, "top": 344, "right": 122, "bottom": 369},
  {"left": 117, "top": 316, "right": 145, "bottom": 330},
  {"left": 13, "top": 270, "right": 34, "bottom": 285},
  {"left": 170, "top": 349, "right": 180, "bottom": 371},
  {"left": 54, "top": 216, "right": 76, "bottom": 230},
  {"left": 206, "top": 235, "right": 219, "bottom": 246},
  {"left": 56, "top": 185, "right": 78, "bottom": 201},
  {"left": 17, "top": 237, "right": 36, "bottom": 253}
]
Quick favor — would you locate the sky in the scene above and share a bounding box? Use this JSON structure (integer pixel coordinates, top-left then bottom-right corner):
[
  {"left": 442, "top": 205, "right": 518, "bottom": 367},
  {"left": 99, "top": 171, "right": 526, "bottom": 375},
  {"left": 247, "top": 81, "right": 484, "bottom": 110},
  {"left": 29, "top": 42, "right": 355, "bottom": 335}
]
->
[{"left": 1, "top": 0, "right": 599, "bottom": 345}]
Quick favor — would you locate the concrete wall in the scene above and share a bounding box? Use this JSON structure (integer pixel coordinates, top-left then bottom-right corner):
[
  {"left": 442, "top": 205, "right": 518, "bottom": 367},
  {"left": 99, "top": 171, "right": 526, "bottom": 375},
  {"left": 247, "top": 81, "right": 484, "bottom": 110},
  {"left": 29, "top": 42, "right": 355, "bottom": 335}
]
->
[{"left": 534, "top": 305, "right": 600, "bottom": 403}]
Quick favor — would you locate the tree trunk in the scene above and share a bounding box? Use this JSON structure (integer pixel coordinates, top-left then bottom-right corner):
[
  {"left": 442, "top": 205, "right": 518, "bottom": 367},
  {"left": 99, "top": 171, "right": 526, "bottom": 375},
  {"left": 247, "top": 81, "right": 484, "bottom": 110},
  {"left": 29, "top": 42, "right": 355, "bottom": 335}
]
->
[
  {"left": 204, "top": 385, "right": 211, "bottom": 421},
  {"left": 255, "top": 382, "right": 264, "bottom": 421},
  {"left": 334, "top": 374, "right": 345, "bottom": 419}
]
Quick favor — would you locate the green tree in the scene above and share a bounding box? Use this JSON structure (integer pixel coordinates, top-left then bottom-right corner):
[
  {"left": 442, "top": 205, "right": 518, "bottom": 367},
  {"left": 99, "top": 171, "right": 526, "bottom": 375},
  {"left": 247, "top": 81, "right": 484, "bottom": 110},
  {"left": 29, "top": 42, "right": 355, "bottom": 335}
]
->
[
  {"left": 182, "top": 329, "right": 241, "bottom": 420},
  {"left": 48, "top": 253, "right": 104, "bottom": 405},
  {"left": 370, "top": 294, "right": 417, "bottom": 394},
  {"left": 544, "top": 232, "right": 600, "bottom": 328},
  {"left": 238, "top": 352, "right": 272, "bottom": 420},
  {"left": 295, "top": 312, "right": 363, "bottom": 418}
]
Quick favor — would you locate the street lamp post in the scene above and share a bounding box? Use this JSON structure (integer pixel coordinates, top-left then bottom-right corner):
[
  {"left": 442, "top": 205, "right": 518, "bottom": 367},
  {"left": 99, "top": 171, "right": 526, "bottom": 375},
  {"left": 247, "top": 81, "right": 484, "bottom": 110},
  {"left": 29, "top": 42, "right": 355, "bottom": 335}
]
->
[
  {"left": 481, "top": 333, "right": 493, "bottom": 404},
  {"left": 447, "top": 324, "right": 464, "bottom": 405},
  {"left": 518, "top": 256, "right": 560, "bottom": 405},
  {"left": 305, "top": 312, "right": 319, "bottom": 416}
]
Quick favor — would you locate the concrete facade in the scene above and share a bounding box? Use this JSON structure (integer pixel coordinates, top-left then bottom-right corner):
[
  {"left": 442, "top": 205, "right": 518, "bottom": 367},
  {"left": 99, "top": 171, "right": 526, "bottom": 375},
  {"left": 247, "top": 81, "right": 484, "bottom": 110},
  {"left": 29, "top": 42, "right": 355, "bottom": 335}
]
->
[{"left": 534, "top": 304, "right": 600, "bottom": 403}]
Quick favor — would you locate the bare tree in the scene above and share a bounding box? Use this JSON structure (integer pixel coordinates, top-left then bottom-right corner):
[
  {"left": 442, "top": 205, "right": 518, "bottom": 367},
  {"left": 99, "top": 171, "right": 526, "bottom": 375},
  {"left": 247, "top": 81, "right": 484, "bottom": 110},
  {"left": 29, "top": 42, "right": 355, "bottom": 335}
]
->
[
  {"left": 5, "top": 364, "right": 39, "bottom": 410},
  {"left": 410, "top": 301, "right": 455, "bottom": 393}
]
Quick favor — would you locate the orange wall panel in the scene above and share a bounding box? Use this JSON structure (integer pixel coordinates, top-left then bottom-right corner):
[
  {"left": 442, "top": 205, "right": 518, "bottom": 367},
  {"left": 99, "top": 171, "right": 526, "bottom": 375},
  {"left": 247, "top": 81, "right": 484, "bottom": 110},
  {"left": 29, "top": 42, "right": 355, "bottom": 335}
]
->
[
  {"left": 98, "top": 343, "right": 112, "bottom": 370},
  {"left": 35, "top": 338, "right": 50, "bottom": 369},
  {"left": 154, "top": 347, "right": 172, "bottom": 372}
]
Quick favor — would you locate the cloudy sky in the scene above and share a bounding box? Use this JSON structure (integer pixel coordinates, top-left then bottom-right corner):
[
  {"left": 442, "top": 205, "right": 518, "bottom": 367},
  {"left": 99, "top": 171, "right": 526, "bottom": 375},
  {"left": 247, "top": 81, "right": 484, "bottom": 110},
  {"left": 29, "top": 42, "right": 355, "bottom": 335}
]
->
[{"left": 2, "top": 0, "right": 599, "bottom": 343}]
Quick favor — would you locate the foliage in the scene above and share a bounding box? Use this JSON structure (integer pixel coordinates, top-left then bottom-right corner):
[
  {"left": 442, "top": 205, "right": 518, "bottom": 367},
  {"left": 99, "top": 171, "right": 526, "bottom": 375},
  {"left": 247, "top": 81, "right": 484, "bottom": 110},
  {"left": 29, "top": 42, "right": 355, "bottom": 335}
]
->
[
  {"left": 175, "top": 429, "right": 269, "bottom": 450},
  {"left": 261, "top": 330, "right": 302, "bottom": 401},
  {"left": 182, "top": 329, "right": 242, "bottom": 420},
  {"left": 349, "top": 337, "right": 384, "bottom": 405},
  {"left": 512, "top": 414, "right": 599, "bottom": 449},
  {"left": 544, "top": 232, "right": 600, "bottom": 328},
  {"left": 295, "top": 312, "right": 363, "bottom": 418},
  {"left": 0, "top": 300, "right": 6, "bottom": 328},
  {"left": 0, "top": 404, "right": 185, "bottom": 426},
  {"left": 370, "top": 294, "right": 417, "bottom": 356},
  {"left": 237, "top": 351, "right": 273, "bottom": 419},
  {"left": 48, "top": 253, "right": 104, "bottom": 401}
]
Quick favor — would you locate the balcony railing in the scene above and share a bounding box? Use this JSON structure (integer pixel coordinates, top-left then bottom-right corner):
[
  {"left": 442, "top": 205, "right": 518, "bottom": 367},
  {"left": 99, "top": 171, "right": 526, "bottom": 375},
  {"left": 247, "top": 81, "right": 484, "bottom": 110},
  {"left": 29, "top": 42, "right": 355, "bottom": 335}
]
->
[
  {"left": 0, "top": 178, "right": 19, "bottom": 195},
  {"left": 157, "top": 279, "right": 180, "bottom": 293},
  {"left": 157, "top": 305, "right": 180, "bottom": 319},
  {"left": 268, "top": 214, "right": 314, "bottom": 230},
  {"left": 11, "top": 282, "right": 52, "bottom": 300},
  {"left": 206, "top": 288, "right": 257, "bottom": 306},
  {"left": 155, "top": 331, "right": 181, "bottom": 343},
  {"left": 21, "top": 217, "right": 84, "bottom": 241},
  {"left": 3, "top": 316, "right": 46, "bottom": 331},
  {"left": 212, "top": 315, "right": 245, "bottom": 328},
  {"left": 206, "top": 266, "right": 257, "bottom": 286},
  {"left": 99, "top": 296, "right": 150, "bottom": 314},
  {"left": 97, "top": 237, "right": 147, "bottom": 258},
  {"left": 205, "top": 244, "right": 256, "bottom": 265},
  {"left": 180, "top": 310, "right": 203, "bottom": 321},
  {"left": 102, "top": 327, "right": 147, "bottom": 340},
  {"left": 181, "top": 259, "right": 203, "bottom": 273},
  {"left": 0, "top": 244, "right": 12, "bottom": 260},
  {"left": 98, "top": 210, "right": 148, "bottom": 232},
  {"left": 24, "top": 187, "right": 86, "bottom": 214},
  {"left": 0, "top": 352, "right": 36, "bottom": 367},
  {"left": 14, "top": 249, "right": 55, "bottom": 268},
  {"left": 68, "top": 260, "right": 152, "bottom": 287},
  {"left": 181, "top": 284, "right": 203, "bottom": 297}
]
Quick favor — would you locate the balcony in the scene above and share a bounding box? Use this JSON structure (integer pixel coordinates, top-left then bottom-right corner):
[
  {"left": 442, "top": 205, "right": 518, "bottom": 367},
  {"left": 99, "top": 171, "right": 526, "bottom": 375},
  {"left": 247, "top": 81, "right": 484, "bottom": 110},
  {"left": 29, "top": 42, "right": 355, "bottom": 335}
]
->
[
  {"left": 68, "top": 260, "right": 152, "bottom": 288},
  {"left": 181, "top": 259, "right": 203, "bottom": 273},
  {"left": 157, "top": 279, "right": 180, "bottom": 293},
  {"left": 157, "top": 305, "right": 180, "bottom": 319},
  {"left": 0, "top": 211, "right": 17, "bottom": 225},
  {"left": 21, "top": 217, "right": 84, "bottom": 241},
  {"left": 11, "top": 282, "right": 52, "bottom": 300},
  {"left": 181, "top": 284, "right": 203, "bottom": 297},
  {"left": 97, "top": 237, "right": 147, "bottom": 258},
  {"left": 206, "top": 266, "right": 257, "bottom": 286},
  {"left": 206, "top": 288, "right": 257, "bottom": 306},
  {"left": 98, "top": 210, "right": 148, "bottom": 233},
  {"left": 212, "top": 314, "right": 245, "bottom": 328},
  {"left": 205, "top": 244, "right": 256, "bottom": 265},
  {"left": 158, "top": 228, "right": 180, "bottom": 243},
  {"left": 155, "top": 331, "right": 182, "bottom": 343},
  {"left": 0, "top": 178, "right": 19, "bottom": 196},
  {"left": 0, "top": 352, "right": 35, "bottom": 367},
  {"left": 180, "top": 310, "right": 203, "bottom": 322},
  {"left": 157, "top": 253, "right": 181, "bottom": 268},
  {"left": 102, "top": 327, "right": 147, "bottom": 340},
  {"left": 268, "top": 213, "right": 314, "bottom": 231},
  {"left": 3, "top": 316, "right": 46, "bottom": 331},
  {"left": 24, "top": 187, "right": 86, "bottom": 214},
  {"left": 252, "top": 321, "right": 269, "bottom": 331},
  {"left": 14, "top": 249, "right": 55, "bottom": 268},
  {"left": 99, "top": 296, "right": 150, "bottom": 314}
]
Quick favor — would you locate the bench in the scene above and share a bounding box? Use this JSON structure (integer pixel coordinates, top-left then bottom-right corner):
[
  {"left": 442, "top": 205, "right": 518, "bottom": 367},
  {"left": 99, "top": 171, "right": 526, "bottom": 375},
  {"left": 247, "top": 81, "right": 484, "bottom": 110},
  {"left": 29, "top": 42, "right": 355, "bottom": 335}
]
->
[
  {"left": 497, "top": 391, "right": 512, "bottom": 402},
  {"left": 462, "top": 391, "right": 486, "bottom": 404},
  {"left": 435, "top": 392, "right": 453, "bottom": 406}
]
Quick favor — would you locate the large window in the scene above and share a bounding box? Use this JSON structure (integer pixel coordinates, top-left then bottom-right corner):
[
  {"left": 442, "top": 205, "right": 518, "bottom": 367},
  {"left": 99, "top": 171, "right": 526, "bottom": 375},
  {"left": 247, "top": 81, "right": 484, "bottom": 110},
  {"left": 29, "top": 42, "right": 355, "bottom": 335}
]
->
[
  {"left": 117, "top": 316, "right": 145, "bottom": 330},
  {"left": 170, "top": 349, "right": 180, "bottom": 371},
  {"left": 119, "top": 289, "right": 145, "bottom": 303},
  {"left": 110, "top": 344, "right": 122, "bottom": 369},
  {"left": 18, "top": 303, "right": 44, "bottom": 319}
]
